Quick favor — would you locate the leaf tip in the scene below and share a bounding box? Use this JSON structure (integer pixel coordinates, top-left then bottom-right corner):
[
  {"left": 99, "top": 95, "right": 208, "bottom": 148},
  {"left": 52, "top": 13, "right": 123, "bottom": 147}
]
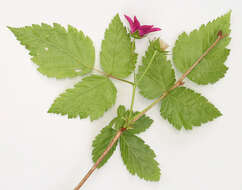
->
[
  {"left": 226, "top": 9, "right": 232, "bottom": 16},
  {"left": 7, "top": 26, "right": 16, "bottom": 34},
  {"left": 7, "top": 26, "right": 12, "bottom": 30},
  {"left": 47, "top": 107, "right": 54, "bottom": 114}
]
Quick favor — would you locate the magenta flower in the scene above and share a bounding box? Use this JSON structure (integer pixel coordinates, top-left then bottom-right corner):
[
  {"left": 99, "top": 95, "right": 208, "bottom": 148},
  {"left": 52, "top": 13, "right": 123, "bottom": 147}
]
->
[{"left": 124, "top": 15, "right": 161, "bottom": 38}]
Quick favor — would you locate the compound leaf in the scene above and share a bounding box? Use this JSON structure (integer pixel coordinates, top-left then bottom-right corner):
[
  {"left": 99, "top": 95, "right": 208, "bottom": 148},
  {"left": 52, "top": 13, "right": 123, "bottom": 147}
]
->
[
  {"left": 100, "top": 14, "right": 137, "bottom": 79},
  {"left": 48, "top": 75, "right": 117, "bottom": 121},
  {"left": 173, "top": 11, "right": 231, "bottom": 84},
  {"left": 9, "top": 24, "right": 95, "bottom": 78},
  {"left": 160, "top": 87, "right": 222, "bottom": 130}
]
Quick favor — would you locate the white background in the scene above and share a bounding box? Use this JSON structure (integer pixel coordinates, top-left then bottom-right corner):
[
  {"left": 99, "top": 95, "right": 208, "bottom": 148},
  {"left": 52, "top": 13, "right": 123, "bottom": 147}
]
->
[{"left": 1, "top": 0, "right": 242, "bottom": 189}]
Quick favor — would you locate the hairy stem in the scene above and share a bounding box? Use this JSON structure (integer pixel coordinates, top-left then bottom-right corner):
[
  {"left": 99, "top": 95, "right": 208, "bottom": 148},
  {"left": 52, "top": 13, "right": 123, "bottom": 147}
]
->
[
  {"left": 74, "top": 128, "right": 126, "bottom": 190},
  {"left": 132, "top": 31, "right": 226, "bottom": 122},
  {"left": 74, "top": 31, "right": 226, "bottom": 190}
]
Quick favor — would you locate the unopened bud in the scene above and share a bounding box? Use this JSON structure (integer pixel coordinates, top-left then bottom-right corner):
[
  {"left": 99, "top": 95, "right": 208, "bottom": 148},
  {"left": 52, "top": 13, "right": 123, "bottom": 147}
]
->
[{"left": 159, "top": 39, "right": 169, "bottom": 51}]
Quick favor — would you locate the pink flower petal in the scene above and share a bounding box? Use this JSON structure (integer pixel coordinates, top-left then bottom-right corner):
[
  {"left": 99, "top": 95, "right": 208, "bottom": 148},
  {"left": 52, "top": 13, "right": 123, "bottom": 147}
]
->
[
  {"left": 133, "top": 16, "right": 141, "bottom": 30},
  {"left": 138, "top": 29, "right": 145, "bottom": 37},
  {"left": 124, "top": 15, "right": 133, "bottom": 26},
  {"left": 138, "top": 25, "right": 154, "bottom": 36},
  {"left": 139, "top": 25, "right": 154, "bottom": 31},
  {"left": 124, "top": 14, "right": 161, "bottom": 37},
  {"left": 149, "top": 27, "right": 161, "bottom": 32},
  {"left": 124, "top": 15, "right": 136, "bottom": 33},
  {"left": 139, "top": 25, "right": 161, "bottom": 36}
]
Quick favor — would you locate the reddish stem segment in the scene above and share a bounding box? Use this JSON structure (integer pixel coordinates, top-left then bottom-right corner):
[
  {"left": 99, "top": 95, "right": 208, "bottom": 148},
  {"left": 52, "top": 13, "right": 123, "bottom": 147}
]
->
[{"left": 74, "top": 128, "right": 126, "bottom": 190}]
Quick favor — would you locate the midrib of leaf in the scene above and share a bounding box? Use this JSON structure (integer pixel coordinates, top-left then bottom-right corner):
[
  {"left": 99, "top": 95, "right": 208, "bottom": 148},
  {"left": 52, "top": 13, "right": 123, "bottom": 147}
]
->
[
  {"left": 121, "top": 135, "right": 153, "bottom": 179},
  {"left": 110, "top": 29, "right": 123, "bottom": 75},
  {"left": 121, "top": 135, "right": 142, "bottom": 161},
  {"left": 32, "top": 30, "right": 92, "bottom": 70},
  {"left": 137, "top": 50, "right": 157, "bottom": 84},
  {"left": 64, "top": 77, "right": 110, "bottom": 110},
  {"left": 149, "top": 72, "right": 167, "bottom": 90}
]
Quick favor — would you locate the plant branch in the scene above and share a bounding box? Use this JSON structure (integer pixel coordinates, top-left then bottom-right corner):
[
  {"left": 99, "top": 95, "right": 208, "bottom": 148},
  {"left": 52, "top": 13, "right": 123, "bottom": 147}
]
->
[
  {"left": 74, "top": 128, "right": 126, "bottom": 190},
  {"left": 132, "top": 31, "right": 226, "bottom": 123},
  {"left": 74, "top": 31, "right": 227, "bottom": 190}
]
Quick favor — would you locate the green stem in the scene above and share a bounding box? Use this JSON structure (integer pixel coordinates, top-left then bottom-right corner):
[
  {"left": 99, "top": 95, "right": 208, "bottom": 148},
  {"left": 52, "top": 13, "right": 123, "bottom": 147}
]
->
[
  {"left": 132, "top": 91, "right": 168, "bottom": 123},
  {"left": 136, "top": 50, "right": 158, "bottom": 85},
  {"left": 128, "top": 73, "right": 136, "bottom": 121},
  {"left": 128, "top": 39, "right": 137, "bottom": 122}
]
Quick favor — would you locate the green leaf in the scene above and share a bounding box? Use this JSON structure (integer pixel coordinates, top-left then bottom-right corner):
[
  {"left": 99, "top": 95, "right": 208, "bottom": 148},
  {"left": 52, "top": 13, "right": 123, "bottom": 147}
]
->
[
  {"left": 112, "top": 105, "right": 126, "bottom": 130},
  {"left": 92, "top": 125, "right": 118, "bottom": 168},
  {"left": 112, "top": 106, "right": 153, "bottom": 134},
  {"left": 48, "top": 75, "right": 117, "bottom": 121},
  {"left": 117, "top": 105, "right": 126, "bottom": 117},
  {"left": 160, "top": 87, "right": 222, "bottom": 130},
  {"left": 114, "top": 117, "right": 126, "bottom": 130},
  {"left": 120, "top": 131, "right": 160, "bottom": 181},
  {"left": 129, "top": 113, "right": 153, "bottom": 134},
  {"left": 100, "top": 14, "right": 137, "bottom": 79},
  {"left": 136, "top": 39, "right": 175, "bottom": 99},
  {"left": 8, "top": 23, "right": 95, "bottom": 78},
  {"left": 173, "top": 11, "right": 231, "bottom": 84}
]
